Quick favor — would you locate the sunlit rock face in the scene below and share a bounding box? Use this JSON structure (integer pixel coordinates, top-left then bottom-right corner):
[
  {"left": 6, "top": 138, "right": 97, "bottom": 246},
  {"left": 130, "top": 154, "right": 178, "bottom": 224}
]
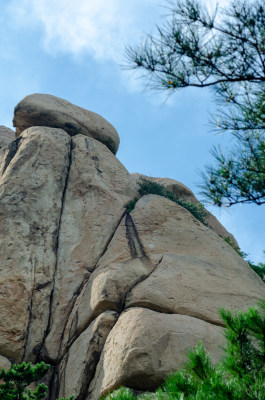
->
[{"left": 0, "top": 95, "right": 264, "bottom": 400}]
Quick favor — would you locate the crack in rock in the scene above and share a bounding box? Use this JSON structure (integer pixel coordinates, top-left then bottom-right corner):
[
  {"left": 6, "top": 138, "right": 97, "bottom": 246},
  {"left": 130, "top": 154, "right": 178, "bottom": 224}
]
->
[
  {"left": 54, "top": 210, "right": 127, "bottom": 364},
  {"left": 37, "top": 138, "right": 73, "bottom": 362},
  {"left": 123, "top": 256, "right": 164, "bottom": 310},
  {"left": 22, "top": 257, "right": 36, "bottom": 361}
]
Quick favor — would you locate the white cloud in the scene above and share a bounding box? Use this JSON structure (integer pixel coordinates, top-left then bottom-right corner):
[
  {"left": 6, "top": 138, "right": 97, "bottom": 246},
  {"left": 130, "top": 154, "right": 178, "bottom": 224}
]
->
[
  {"left": 8, "top": 0, "right": 162, "bottom": 62},
  {"left": 7, "top": 0, "right": 230, "bottom": 63},
  {"left": 5, "top": 0, "right": 234, "bottom": 99}
]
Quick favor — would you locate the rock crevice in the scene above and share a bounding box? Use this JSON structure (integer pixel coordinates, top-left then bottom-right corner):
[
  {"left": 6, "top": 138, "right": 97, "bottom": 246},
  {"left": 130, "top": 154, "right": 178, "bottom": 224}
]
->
[{"left": 38, "top": 138, "right": 73, "bottom": 363}]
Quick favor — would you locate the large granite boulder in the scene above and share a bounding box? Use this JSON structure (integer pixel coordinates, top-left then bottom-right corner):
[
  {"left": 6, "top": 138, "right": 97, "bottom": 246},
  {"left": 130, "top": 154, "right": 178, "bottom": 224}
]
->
[
  {"left": 0, "top": 97, "right": 264, "bottom": 399},
  {"left": 13, "top": 94, "right": 120, "bottom": 154}
]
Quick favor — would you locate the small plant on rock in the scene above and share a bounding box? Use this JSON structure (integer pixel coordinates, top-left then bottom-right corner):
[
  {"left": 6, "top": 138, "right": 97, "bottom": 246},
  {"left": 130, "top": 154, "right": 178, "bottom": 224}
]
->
[
  {"left": 137, "top": 178, "right": 207, "bottom": 224},
  {"left": 126, "top": 197, "right": 139, "bottom": 213}
]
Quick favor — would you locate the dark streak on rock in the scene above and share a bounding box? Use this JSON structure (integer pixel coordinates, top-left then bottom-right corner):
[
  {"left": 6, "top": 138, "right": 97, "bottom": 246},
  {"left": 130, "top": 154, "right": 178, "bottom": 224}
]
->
[
  {"left": 47, "top": 366, "right": 60, "bottom": 400},
  {"left": 123, "top": 256, "right": 163, "bottom": 310},
  {"left": 35, "top": 281, "right": 52, "bottom": 291},
  {"left": 85, "top": 217, "right": 157, "bottom": 399},
  {"left": 77, "top": 350, "right": 100, "bottom": 400},
  {"left": 22, "top": 256, "right": 37, "bottom": 361},
  {"left": 58, "top": 350, "right": 70, "bottom": 399},
  {"left": 2, "top": 137, "right": 23, "bottom": 175},
  {"left": 86, "top": 316, "right": 121, "bottom": 400},
  {"left": 125, "top": 213, "right": 146, "bottom": 259}
]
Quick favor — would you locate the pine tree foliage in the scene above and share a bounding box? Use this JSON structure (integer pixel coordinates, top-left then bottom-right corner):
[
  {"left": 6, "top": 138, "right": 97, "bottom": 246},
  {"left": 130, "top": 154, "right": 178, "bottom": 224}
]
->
[
  {"left": 0, "top": 362, "right": 50, "bottom": 400},
  {"left": 0, "top": 362, "right": 73, "bottom": 400},
  {"left": 125, "top": 0, "right": 265, "bottom": 206},
  {"left": 104, "top": 299, "right": 265, "bottom": 399}
]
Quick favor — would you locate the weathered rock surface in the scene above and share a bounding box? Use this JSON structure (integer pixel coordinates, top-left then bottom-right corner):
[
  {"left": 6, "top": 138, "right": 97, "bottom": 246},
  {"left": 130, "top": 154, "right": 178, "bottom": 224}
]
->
[
  {"left": 58, "top": 311, "right": 118, "bottom": 399},
  {"left": 88, "top": 308, "right": 224, "bottom": 399},
  {"left": 13, "top": 93, "right": 120, "bottom": 154},
  {"left": 131, "top": 173, "right": 238, "bottom": 246},
  {"left": 0, "top": 126, "right": 15, "bottom": 149},
  {"left": 0, "top": 98, "right": 264, "bottom": 399},
  {"left": 0, "top": 354, "right": 12, "bottom": 370},
  {"left": 58, "top": 193, "right": 265, "bottom": 397},
  {"left": 125, "top": 195, "right": 265, "bottom": 324},
  {"left": 0, "top": 126, "right": 71, "bottom": 362},
  {"left": 42, "top": 135, "right": 137, "bottom": 363},
  {"left": 0, "top": 126, "right": 16, "bottom": 165}
]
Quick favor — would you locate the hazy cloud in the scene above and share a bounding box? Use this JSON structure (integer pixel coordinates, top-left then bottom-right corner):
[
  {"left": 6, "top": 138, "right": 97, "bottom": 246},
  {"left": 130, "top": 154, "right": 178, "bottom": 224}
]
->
[
  {"left": 8, "top": 0, "right": 229, "bottom": 62},
  {"left": 8, "top": 0, "right": 162, "bottom": 61}
]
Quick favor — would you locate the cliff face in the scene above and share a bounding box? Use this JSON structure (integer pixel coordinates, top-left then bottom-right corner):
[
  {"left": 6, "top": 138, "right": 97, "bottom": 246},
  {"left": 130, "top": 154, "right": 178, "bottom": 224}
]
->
[{"left": 0, "top": 94, "right": 264, "bottom": 400}]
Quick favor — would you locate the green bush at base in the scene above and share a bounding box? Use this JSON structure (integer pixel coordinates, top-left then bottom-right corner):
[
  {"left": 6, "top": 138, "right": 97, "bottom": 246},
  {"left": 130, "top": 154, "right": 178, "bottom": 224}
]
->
[{"left": 0, "top": 361, "right": 73, "bottom": 400}]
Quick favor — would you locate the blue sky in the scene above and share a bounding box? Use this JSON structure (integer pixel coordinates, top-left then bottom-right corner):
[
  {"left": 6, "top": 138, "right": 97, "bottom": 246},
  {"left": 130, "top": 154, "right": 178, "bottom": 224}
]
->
[{"left": 0, "top": 0, "right": 264, "bottom": 263}]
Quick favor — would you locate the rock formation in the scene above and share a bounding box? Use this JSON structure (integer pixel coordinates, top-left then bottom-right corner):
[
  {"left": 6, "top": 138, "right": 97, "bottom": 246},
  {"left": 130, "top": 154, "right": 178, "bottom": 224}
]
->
[
  {"left": 13, "top": 94, "right": 119, "bottom": 154},
  {"left": 0, "top": 126, "right": 16, "bottom": 166},
  {"left": 0, "top": 93, "right": 264, "bottom": 399}
]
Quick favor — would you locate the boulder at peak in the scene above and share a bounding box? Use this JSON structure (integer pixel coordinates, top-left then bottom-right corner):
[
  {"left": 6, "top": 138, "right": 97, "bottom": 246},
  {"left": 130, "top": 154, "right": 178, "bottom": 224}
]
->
[{"left": 13, "top": 93, "right": 120, "bottom": 154}]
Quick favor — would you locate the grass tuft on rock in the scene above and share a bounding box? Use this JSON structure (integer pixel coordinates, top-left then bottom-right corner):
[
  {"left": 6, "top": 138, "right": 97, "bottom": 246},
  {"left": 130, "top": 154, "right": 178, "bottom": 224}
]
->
[{"left": 137, "top": 178, "right": 207, "bottom": 224}]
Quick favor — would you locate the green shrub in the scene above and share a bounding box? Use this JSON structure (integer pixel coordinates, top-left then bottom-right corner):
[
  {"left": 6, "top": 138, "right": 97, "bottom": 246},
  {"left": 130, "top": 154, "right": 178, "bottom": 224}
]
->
[
  {"left": 103, "top": 299, "right": 265, "bottom": 399},
  {"left": 223, "top": 236, "right": 246, "bottom": 257},
  {"left": 102, "top": 387, "right": 138, "bottom": 400},
  {"left": 0, "top": 362, "right": 73, "bottom": 400},
  {"left": 248, "top": 261, "right": 265, "bottom": 283},
  {"left": 126, "top": 197, "right": 139, "bottom": 213},
  {"left": 137, "top": 178, "right": 207, "bottom": 224}
]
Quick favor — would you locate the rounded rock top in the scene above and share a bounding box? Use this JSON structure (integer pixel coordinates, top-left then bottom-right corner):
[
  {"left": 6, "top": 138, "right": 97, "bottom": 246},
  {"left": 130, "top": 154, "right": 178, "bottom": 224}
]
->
[{"left": 13, "top": 93, "right": 120, "bottom": 154}]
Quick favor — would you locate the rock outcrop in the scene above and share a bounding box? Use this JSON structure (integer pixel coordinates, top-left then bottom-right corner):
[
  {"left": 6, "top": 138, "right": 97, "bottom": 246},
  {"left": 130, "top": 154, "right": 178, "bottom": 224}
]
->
[
  {"left": 0, "top": 94, "right": 264, "bottom": 399},
  {"left": 0, "top": 126, "right": 15, "bottom": 149},
  {"left": 130, "top": 173, "right": 239, "bottom": 246},
  {"left": 0, "top": 125, "right": 16, "bottom": 165},
  {"left": 13, "top": 94, "right": 120, "bottom": 154}
]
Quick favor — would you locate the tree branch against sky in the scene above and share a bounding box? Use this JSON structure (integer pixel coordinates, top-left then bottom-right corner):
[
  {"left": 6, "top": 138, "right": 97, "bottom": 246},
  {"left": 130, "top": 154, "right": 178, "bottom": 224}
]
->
[{"left": 125, "top": 0, "right": 265, "bottom": 207}]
